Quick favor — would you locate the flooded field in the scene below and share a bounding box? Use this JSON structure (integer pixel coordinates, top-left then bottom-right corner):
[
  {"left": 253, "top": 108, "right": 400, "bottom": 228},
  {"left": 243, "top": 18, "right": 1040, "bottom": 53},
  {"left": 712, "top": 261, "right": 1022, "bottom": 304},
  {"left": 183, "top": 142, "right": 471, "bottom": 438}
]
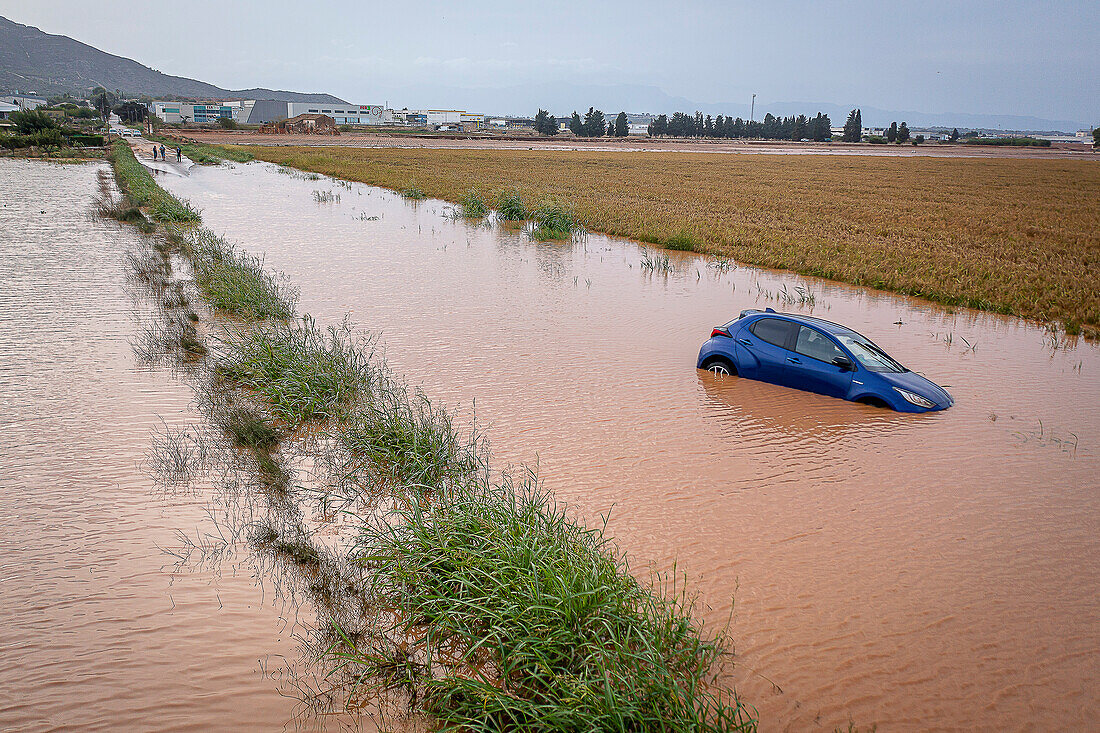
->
[
  {"left": 3, "top": 155, "right": 1096, "bottom": 731},
  {"left": 0, "top": 160, "right": 301, "bottom": 731},
  {"left": 158, "top": 161, "right": 1099, "bottom": 731}
]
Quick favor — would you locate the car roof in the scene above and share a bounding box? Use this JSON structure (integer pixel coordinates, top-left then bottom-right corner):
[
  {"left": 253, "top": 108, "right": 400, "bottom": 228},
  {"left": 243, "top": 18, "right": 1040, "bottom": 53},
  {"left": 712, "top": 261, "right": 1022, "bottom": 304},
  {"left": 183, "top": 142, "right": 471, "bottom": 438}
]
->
[{"left": 741, "top": 309, "right": 859, "bottom": 337}]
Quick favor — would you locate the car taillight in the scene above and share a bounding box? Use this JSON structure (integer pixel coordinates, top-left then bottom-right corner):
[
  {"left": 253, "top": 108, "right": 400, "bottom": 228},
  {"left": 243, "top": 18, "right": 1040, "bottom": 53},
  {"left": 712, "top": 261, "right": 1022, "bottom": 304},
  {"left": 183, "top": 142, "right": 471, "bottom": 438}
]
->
[{"left": 711, "top": 327, "right": 731, "bottom": 338}]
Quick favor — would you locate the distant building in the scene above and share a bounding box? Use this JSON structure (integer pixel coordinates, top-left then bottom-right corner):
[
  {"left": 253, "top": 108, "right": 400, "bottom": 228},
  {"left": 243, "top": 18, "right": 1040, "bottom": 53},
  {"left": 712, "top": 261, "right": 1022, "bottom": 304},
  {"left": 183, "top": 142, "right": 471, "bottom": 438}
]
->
[
  {"left": 151, "top": 100, "right": 393, "bottom": 126},
  {"left": 1, "top": 95, "right": 46, "bottom": 110},
  {"left": 628, "top": 123, "right": 649, "bottom": 135},
  {"left": 0, "top": 101, "right": 19, "bottom": 120},
  {"left": 259, "top": 113, "right": 339, "bottom": 135}
]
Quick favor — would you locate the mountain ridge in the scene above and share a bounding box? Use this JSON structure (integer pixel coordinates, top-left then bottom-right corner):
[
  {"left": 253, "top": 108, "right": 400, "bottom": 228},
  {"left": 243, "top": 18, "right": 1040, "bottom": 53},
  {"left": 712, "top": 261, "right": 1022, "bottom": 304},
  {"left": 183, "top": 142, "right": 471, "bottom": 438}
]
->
[{"left": 0, "top": 15, "right": 345, "bottom": 103}]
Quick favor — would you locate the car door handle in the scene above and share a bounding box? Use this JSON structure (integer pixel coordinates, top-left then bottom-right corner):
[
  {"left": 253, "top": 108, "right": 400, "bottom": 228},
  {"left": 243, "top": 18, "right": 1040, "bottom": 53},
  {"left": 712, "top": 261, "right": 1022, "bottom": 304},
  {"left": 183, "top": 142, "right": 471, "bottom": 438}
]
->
[
  {"left": 786, "top": 357, "right": 802, "bottom": 364},
  {"left": 737, "top": 338, "right": 752, "bottom": 346}
]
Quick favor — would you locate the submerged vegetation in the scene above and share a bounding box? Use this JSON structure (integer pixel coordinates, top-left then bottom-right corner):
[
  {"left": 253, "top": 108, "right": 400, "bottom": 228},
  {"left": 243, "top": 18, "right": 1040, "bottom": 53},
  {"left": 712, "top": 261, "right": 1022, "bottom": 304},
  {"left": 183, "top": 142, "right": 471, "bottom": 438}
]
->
[
  {"left": 459, "top": 189, "right": 490, "bottom": 218},
  {"left": 104, "top": 143, "right": 757, "bottom": 729},
  {"left": 170, "top": 227, "right": 297, "bottom": 319},
  {"left": 241, "top": 145, "right": 1100, "bottom": 336}
]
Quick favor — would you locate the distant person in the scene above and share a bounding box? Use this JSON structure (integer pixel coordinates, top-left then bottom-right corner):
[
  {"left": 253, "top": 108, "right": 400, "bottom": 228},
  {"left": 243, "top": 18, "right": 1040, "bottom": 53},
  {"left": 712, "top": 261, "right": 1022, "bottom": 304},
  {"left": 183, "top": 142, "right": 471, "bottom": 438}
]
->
[
  {"left": 176, "top": 146, "right": 182, "bottom": 162},
  {"left": 159, "top": 144, "right": 166, "bottom": 161},
  {"left": 151, "top": 146, "right": 157, "bottom": 161}
]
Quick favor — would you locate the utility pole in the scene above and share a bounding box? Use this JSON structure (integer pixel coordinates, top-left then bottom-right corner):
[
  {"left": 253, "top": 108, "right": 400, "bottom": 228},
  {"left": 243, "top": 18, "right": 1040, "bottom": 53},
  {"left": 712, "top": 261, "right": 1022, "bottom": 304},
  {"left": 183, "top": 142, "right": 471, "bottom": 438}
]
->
[{"left": 750, "top": 94, "right": 756, "bottom": 123}]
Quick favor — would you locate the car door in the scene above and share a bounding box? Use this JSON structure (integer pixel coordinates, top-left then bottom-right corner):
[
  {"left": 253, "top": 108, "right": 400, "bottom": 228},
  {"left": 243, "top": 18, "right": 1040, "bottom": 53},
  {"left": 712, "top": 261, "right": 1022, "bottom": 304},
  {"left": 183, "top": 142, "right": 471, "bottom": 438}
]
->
[
  {"left": 736, "top": 317, "right": 798, "bottom": 385},
  {"left": 789, "top": 325, "right": 855, "bottom": 398}
]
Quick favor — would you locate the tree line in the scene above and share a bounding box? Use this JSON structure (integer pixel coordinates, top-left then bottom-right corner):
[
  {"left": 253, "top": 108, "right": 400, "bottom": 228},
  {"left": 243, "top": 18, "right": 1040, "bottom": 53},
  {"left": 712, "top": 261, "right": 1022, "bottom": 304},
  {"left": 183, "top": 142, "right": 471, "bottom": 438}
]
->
[
  {"left": 647, "top": 111, "right": 832, "bottom": 141},
  {"left": 534, "top": 108, "right": 630, "bottom": 137}
]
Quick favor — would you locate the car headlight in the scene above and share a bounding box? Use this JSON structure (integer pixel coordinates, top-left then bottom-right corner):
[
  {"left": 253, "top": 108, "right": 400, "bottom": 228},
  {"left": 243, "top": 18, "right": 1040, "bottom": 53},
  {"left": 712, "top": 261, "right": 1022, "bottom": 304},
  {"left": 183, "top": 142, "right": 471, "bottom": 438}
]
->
[{"left": 893, "top": 387, "right": 936, "bottom": 409}]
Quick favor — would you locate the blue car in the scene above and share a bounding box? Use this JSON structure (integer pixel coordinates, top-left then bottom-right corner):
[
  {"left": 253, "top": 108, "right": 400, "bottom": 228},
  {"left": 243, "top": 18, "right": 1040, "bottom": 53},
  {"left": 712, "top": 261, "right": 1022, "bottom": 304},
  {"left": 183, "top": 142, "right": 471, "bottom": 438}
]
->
[{"left": 697, "top": 309, "right": 953, "bottom": 412}]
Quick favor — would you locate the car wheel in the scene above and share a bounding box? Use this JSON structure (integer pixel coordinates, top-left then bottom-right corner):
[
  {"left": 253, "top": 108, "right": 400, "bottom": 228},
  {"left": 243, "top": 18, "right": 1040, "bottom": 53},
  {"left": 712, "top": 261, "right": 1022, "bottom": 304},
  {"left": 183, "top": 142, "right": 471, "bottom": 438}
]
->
[{"left": 701, "top": 357, "right": 736, "bottom": 377}]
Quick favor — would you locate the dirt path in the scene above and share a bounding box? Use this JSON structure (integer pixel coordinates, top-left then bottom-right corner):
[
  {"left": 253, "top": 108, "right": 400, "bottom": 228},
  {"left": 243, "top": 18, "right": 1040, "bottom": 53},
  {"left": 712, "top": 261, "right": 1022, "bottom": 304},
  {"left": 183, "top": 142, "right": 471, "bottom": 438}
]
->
[
  {"left": 127, "top": 136, "right": 193, "bottom": 175},
  {"left": 175, "top": 129, "right": 1100, "bottom": 160}
]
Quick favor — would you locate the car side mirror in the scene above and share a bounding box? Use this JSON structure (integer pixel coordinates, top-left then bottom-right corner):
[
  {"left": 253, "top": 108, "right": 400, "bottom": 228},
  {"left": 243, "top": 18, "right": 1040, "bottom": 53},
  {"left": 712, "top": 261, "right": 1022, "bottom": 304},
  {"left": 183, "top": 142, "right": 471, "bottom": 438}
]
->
[{"left": 832, "top": 356, "right": 854, "bottom": 371}]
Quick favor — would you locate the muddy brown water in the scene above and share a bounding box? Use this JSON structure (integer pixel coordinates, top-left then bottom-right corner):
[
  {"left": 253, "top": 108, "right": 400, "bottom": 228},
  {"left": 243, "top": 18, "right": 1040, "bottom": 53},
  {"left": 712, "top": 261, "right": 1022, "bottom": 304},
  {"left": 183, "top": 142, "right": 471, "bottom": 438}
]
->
[
  {"left": 160, "top": 162, "right": 1098, "bottom": 732},
  {"left": 3, "top": 157, "right": 1096, "bottom": 731},
  {"left": 0, "top": 160, "right": 303, "bottom": 731}
]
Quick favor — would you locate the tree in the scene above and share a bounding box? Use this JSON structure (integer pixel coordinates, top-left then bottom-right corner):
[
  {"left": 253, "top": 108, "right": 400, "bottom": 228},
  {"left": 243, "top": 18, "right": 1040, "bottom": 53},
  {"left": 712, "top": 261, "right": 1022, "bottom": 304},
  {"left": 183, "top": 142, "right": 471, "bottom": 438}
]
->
[
  {"left": 949, "top": 128, "right": 960, "bottom": 142},
  {"left": 648, "top": 114, "right": 668, "bottom": 137},
  {"left": 608, "top": 121, "right": 615, "bottom": 136},
  {"left": 9, "top": 109, "right": 58, "bottom": 135},
  {"left": 914, "top": 134, "right": 925, "bottom": 145},
  {"left": 582, "top": 107, "right": 606, "bottom": 137},
  {"left": 614, "top": 111, "right": 628, "bottom": 137},
  {"left": 534, "top": 108, "right": 557, "bottom": 135},
  {"left": 886, "top": 121, "right": 898, "bottom": 143},
  {"left": 842, "top": 108, "right": 862, "bottom": 142},
  {"left": 90, "top": 87, "right": 117, "bottom": 120},
  {"left": 1093, "top": 127, "right": 1099, "bottom": 148},
  {"left": 113, "top": 101, "right": 148, "bottom": 123},
  {"left": 897, "top": 121, "right": 910, "bottom": 143},
  {"left": 569, "top": 111, "right": 583, "bottom": 136}
]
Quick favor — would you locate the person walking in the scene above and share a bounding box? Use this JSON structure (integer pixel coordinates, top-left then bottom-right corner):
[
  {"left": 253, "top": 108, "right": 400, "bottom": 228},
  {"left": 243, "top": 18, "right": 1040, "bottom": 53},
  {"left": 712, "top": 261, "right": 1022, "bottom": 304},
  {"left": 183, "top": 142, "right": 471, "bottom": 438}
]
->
[
  {"left": 176, "top": 146, "right": 182, "bottom": 163},
  {"left": 159, "top": 144, "right": 166, "bottom": 161},
  {"left": 151, "top": 145, "right": 157, "bottom": 161}
]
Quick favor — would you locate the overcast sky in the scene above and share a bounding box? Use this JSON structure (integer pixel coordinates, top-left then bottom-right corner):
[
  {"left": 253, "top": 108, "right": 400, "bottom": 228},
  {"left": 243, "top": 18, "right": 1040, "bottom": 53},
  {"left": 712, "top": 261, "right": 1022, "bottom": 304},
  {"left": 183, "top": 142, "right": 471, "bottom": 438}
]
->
[{"left": 4, "top": 0, "right": 1098, "bottom": 124}]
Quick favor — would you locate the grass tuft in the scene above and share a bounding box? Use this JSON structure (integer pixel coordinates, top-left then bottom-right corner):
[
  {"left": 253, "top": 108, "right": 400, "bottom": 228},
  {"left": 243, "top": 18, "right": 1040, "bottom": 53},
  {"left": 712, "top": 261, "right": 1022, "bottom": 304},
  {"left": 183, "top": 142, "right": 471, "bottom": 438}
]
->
[
  {"left": 171, "top": 227, "right": 298, "bottom": 319},
  {"left": 495, "top": 190, "right": 528, "bottom": 221},
  {"left": 459, "top": 189, "right": 489, "bottom": 218}
]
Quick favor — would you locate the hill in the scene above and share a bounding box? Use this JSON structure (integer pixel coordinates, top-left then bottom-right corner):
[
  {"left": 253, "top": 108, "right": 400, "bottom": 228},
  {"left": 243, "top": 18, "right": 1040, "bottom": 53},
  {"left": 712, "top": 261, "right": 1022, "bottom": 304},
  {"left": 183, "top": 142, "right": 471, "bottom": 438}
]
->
[{"left": 0, "top": 15, "right": 345, "bottom": 103}]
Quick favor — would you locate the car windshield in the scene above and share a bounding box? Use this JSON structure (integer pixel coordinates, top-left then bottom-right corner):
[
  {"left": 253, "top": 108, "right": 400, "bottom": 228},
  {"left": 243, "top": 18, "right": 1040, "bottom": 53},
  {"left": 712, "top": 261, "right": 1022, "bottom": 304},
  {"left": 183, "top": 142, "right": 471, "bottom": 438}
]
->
[{"left": 834, "top": 333, "right": 907, "bottom": 373}]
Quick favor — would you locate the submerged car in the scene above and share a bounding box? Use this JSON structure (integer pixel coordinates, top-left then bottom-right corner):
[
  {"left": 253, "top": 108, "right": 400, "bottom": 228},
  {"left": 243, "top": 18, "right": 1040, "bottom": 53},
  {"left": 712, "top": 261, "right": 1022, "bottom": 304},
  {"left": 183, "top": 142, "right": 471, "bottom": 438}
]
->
[{"left": 697, "top": 309, "right": 953, "bottom": 412}]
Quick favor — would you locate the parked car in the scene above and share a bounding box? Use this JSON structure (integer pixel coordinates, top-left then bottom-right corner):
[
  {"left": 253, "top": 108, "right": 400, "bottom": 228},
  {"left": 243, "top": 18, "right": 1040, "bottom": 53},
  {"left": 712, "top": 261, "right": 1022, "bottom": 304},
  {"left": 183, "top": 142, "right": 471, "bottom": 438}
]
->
[{"left": 697, "top": 309, "right": 953, "bottom": 412}]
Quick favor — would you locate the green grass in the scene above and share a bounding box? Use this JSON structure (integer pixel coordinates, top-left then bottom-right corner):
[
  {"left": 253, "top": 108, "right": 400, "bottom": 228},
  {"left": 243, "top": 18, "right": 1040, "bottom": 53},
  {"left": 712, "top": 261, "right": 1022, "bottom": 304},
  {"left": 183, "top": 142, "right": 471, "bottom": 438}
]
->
[
  {"left": 459, "top": 189, "right": 490, "bottom": 218},
  {"left": 495, "top": 190, "right": 529, "bottom": 221},
  {"left": 222, "top": 405, "right": 280, "bottom": 451},
  {"left": 531, "top": 202, "right": 582, "bottom": 240},
  {"left": 171, "top": 228, "right": 298, "bottom": 319},
  {"left": 331, "top": 383, "right": 483, "bottom": 493},
  {"left": 216, "top": 318, "right": 374, "bottom": 426},
  {"left": 401, "top": 186, "right": 426, "bottom": 200},
  {"left": 350, "top": 473, "right": 755, "bottom": 731}
]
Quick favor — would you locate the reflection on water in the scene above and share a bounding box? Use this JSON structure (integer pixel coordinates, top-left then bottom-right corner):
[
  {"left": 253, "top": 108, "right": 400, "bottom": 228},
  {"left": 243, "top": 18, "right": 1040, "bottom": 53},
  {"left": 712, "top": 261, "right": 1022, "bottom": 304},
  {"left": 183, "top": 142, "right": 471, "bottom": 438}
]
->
[{"left": 159, "top": 161, "right": 1099, "bottom": 731}]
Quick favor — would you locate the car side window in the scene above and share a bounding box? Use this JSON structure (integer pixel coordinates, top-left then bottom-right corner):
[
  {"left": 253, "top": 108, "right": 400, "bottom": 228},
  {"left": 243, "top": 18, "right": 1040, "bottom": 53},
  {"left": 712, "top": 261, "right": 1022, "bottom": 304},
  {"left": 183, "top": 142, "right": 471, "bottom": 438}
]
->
[
  {"left": 795, "top": 326, "right": 846, "bottom": 363},
  {"left": 750, "top": 318, "right": 797, "bottom": 348}
]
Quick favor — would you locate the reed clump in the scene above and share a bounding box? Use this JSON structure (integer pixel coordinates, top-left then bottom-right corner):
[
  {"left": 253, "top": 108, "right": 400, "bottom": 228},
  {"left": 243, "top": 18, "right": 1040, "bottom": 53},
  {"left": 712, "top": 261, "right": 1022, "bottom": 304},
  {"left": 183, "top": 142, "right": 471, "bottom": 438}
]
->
[
  {"left": 242, "top": 145, "right": 1100, "bottom": 335},
  {"left": 349, "top": 472, "right": 754, "bottom": 731},
  {"left": 459, "top": 189, "right": 489, "bottom": 218},
  {"left": 171, "top": 228, "right": 298, "bottom": 319},
  {"left": 494, "top": 190, "right": 528, "bottom": 221},
  {"left": 215, "top": 318, "right": 374, "bottom": 426},
  {"left": 531, "top": 202, "right": 581, "bottom": 240}
]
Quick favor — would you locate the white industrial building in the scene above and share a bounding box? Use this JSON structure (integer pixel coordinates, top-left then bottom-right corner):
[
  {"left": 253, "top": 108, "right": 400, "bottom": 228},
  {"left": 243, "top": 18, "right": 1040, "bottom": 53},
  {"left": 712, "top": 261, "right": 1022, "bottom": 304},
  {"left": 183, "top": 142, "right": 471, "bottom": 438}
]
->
[
  {"left": 1, "top": 95, "right": 46, "bottom": 110},
  {"left": 152, "top": 100, "right": 393, "bottom": 125}
]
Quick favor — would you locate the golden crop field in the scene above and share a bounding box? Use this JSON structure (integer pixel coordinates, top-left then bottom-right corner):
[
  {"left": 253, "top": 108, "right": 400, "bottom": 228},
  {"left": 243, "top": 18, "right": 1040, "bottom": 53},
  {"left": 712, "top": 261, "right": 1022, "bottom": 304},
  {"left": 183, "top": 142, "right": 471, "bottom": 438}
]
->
[{"left": 241, "top": 146, "right": 1100, "bottom": 335}]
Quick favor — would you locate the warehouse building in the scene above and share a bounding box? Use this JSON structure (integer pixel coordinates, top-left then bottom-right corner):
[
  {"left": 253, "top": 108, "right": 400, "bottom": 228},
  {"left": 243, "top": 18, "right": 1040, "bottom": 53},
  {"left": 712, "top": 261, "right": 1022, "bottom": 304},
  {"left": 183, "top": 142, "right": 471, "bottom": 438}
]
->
[{"left": 151, "top": 100, "right": 393, "bottom": 125}]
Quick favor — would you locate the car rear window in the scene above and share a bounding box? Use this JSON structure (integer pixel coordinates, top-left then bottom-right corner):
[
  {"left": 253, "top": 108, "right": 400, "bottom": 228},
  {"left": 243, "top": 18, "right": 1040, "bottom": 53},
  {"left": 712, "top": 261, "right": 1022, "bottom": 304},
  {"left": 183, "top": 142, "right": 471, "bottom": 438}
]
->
[
  {"left": 750, "top": 318, "right": 797, "bottom": 348},
  {"left": 795, "top": 326, "right": 847, "bottom": 363}
]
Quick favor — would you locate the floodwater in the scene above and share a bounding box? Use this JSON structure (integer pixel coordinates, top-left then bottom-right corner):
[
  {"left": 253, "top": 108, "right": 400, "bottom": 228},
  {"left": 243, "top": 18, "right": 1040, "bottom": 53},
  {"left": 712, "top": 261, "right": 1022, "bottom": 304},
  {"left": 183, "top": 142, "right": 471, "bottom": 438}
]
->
[
  {"left": 0, "top": 160, "right": 301, "bottom": 731},
  {"left": 3, "top": 155, "right": 1095, "bottom": 732},
  {"left": 160, "top": 161, "right": 1099, "bottom": 732}
]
